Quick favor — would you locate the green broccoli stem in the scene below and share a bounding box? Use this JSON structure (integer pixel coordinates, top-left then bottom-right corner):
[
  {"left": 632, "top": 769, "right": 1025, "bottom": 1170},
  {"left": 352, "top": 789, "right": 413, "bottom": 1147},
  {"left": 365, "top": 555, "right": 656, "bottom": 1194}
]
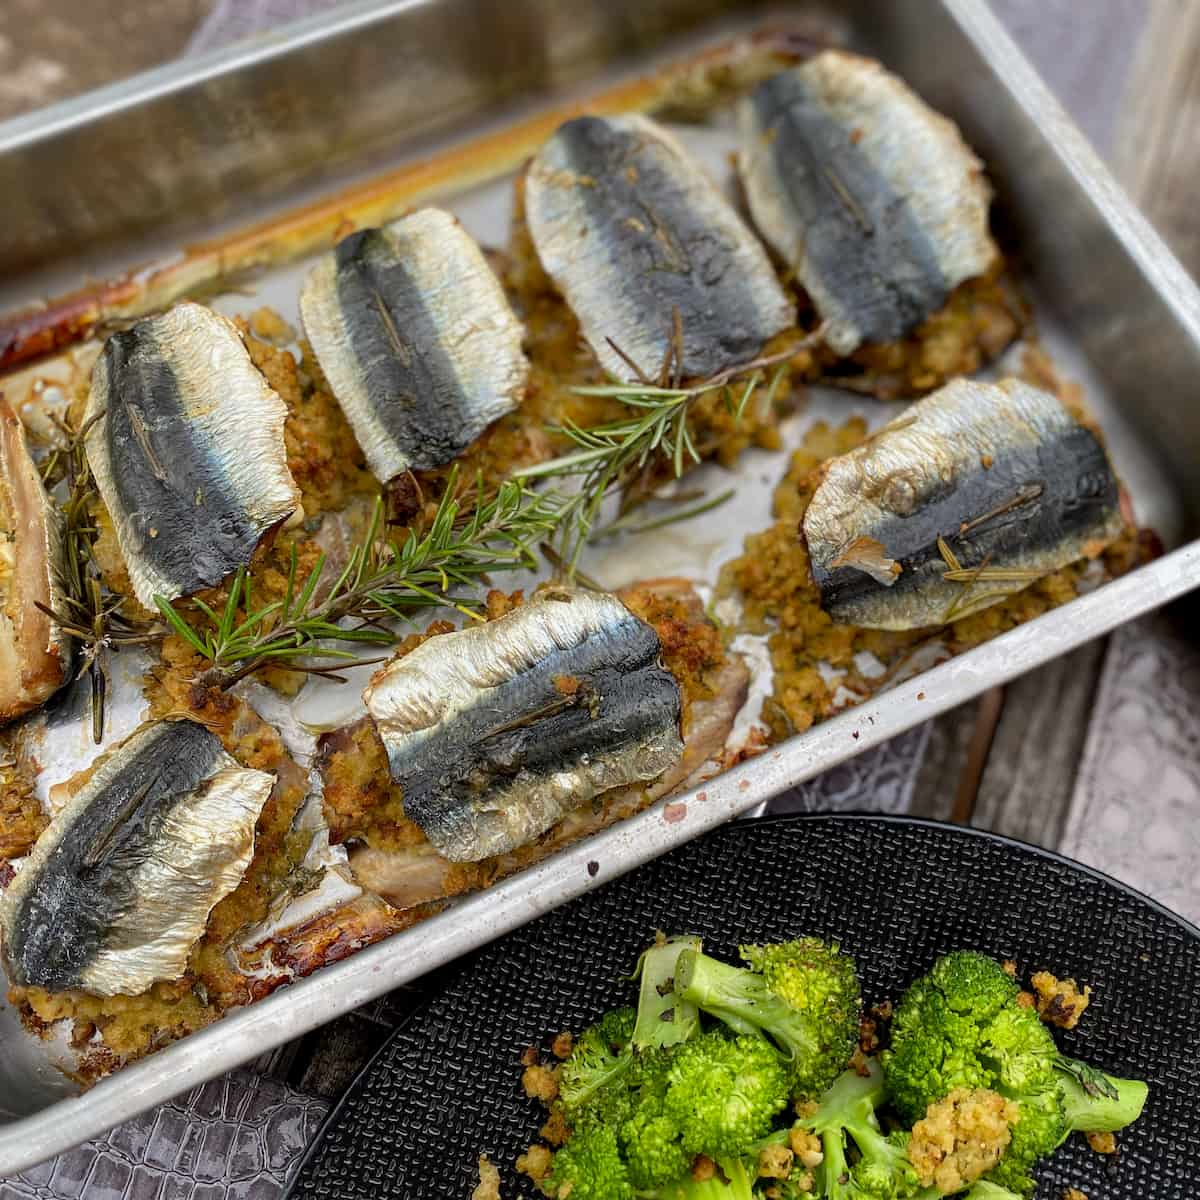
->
[
  {"left": 800, "top": 1060, "right": 887, "bottom": 1132},
  {"left": 960, "top": 1182, "right": 1024, "bottom": 1199},
  {"left": 800, "top": 1062, "right": 917, "bottom": 1196},
  {"left": 713, "top": 1159, "right": 756, "bottom": 1200},
  {"left": 910, "top": 1179, "right": 1022, "bottom": 1200},
  {"left": 644, "top": 1158, "right": 755, "bottom": 1199},
  {"left": 674, "top": 949, "right": 812, "bottom": 1055},
  {"left": 1056, "top": 1061, "right": 1148, "bottom": 1133},
  {"left": 634, "top": 937, "right": 702, "bottom": 1049}
]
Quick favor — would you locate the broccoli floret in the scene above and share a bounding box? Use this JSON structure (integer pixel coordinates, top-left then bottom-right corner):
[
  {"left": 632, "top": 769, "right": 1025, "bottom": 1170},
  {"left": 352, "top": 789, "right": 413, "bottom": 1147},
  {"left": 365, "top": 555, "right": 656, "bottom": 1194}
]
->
[
  {"left": 620, "top": 1049, "right": 693, "bottom": 1190},
  {"left": 664, "top": 1032, "right": 791, "bottom": 1159},
  {"left": 675, "top": 938, "right": 862, "bottom": 1097},
  {"left": 608, "top": 1031, "right": 790, "bottom": 1189},
  {"left": 794, "top": 1060, "right": 922, "bottom": 1199},
  {"left": 543, "top": 1122, "right": 633, "bottom": 1200},
  {"left": 883, "top": 951, "right": 1148, "bottom": 1197},
  {"left": 558, "top": 1007, "right": 637, "bottom": 1120}
]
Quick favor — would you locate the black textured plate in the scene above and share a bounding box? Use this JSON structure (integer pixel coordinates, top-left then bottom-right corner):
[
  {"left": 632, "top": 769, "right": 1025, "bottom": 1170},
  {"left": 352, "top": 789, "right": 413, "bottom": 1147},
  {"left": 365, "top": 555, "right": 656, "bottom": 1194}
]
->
[{"left": 287, "top": 815, "right": 1200, "bottom": 1199}]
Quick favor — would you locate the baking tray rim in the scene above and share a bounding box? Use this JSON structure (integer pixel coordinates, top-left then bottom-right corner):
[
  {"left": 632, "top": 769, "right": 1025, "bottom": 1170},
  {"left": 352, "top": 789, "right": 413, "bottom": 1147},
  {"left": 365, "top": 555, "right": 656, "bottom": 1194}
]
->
[{"left": 2, "top": 0, "right": 1200, "bottom": 1176}]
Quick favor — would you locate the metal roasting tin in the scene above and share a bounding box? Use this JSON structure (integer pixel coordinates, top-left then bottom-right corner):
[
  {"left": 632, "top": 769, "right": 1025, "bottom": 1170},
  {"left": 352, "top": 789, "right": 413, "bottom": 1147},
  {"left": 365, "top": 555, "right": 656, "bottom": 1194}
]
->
[{"left": 0, "top": 0, "right": 1198, "bottom": 1173}]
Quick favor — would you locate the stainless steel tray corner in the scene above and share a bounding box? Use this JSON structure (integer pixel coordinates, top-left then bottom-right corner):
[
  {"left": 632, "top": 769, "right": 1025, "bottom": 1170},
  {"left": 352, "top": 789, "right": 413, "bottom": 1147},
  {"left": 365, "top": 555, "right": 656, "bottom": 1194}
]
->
[{"left": 1, "top": 0, "right": 1199, "bottom": 1176}]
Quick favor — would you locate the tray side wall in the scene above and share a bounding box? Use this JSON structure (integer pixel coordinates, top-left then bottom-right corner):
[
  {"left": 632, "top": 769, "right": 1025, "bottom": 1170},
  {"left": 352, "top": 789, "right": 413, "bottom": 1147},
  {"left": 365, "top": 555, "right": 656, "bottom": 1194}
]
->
[
  {"left": 0, "top": 0, "right": 754, "bottom": 278},
  {"left": 849, "top": 0, "right": 1200, "bottom": 525}
]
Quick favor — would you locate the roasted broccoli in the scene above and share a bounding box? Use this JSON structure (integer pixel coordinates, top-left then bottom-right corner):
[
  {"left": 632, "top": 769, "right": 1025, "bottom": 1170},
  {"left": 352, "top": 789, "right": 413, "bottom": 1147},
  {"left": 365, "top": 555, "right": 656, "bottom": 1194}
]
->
[
  {"left": 529, "top": 944, "right": 1144, "bottom": 1200},
  {"left": 883, "top": 951, "right": 1147, "bottom": 1196},
  {"left": 634, "top": 935, "right": 702, "bottom": 1050},
  {"left": 791, "top": 1059, "right": 921, "bottom": 1199},
  {"left": 547, "top": 940, "right": 795, "bottom": 1198},
  {"left": 674, "top": 938, "right": 862, "bottom": 1097},
  {"left": 543, "top": 1122, "right": 633, "bottom": 1200},
  {"left": 558, "top": 1007, "right": 638, "bottom": 1120}
]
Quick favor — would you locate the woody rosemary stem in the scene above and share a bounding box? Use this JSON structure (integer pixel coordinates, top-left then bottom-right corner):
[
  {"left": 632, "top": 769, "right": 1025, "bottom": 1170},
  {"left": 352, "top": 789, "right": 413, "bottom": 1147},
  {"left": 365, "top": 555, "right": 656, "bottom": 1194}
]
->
[{"left": 154, "top": 332, "right": 814, "bottom": 689}]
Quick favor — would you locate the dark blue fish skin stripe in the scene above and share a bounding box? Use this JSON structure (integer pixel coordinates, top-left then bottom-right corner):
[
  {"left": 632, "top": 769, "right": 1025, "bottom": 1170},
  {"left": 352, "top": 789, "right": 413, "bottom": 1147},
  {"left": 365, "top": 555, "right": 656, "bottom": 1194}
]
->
[
  {"left": 388, "top": 613, "right": 680, "bottom": 853},
  {"left": 4, "top": 721, "right": 225, "bottom": 991},
  {"left": 809, "top": 423, "right": 1118, "bottom": 621},
  {"left": 750, "top": 71, "right": 949, "bottom": 345},
  {"left": 334, "top": 230, "right": 474, "bottom": 473},
  {"left": 103, "top": 328, "right": 266, "bottom": 597},
  {"left": 557, "top": 116, "right": 778, "bottom": 379}
]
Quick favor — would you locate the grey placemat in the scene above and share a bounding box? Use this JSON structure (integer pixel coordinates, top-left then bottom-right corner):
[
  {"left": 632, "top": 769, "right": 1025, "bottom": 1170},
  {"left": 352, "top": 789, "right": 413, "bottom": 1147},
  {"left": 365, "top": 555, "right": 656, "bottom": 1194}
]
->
[
  {"left": 1062, "top": 612, "right": 1200, "bottom": 926},
  {"left": 2, "top": 1072, "right": 328, "bottom": 1200}
]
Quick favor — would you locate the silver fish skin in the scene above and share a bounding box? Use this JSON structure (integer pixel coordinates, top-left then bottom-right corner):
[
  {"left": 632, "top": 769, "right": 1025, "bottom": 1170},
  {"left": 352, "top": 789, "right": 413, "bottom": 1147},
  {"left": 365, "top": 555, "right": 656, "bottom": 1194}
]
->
[
  {"left": 362, "top": 587, "right": 684, "bottom": 862},
  {"left": 0, "top": 397, "right": 70, "bottom": 724},
  {"left": 802, "top": 378, "right": 1124, "bottom": 631},
  {"left": 299, "top": 208, "right": 527, "bottom": 484},
  {"left": 84, "top": 302, "right": 301, "bottom": 610},
  {"left": 739, "top": 52, "right": 997, "bottom": 356},
  {"left": 0, "top": 719, "right": 274, "bottom": 997},
  {"left": 524, "top": 113, "right": 795, "bottom": 381}
]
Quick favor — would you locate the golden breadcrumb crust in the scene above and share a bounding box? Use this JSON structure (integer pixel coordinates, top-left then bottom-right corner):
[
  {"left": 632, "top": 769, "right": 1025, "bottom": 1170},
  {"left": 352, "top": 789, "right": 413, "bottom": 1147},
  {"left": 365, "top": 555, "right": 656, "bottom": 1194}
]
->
[{"left": 907, "top": 1087, "right": 1019, "bottom": 1192}]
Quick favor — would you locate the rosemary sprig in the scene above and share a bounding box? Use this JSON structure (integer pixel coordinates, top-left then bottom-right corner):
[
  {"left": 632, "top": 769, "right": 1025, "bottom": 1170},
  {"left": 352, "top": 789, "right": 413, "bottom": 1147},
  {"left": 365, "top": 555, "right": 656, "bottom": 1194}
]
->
[
  {"left": 517, "top": 343, "right": 795, "bottom": 569},
  {"left": 36, "top": 413, "right": 164, "bottom": 742},
  {"left": 938, "top": 534, "right": 1043, "bottom": 623},
  {"left": 153, "top": 330, "right": 805, "bottom": 688},
  {"left": 155, "top": 468, "right": 565, "bottom": 688}
]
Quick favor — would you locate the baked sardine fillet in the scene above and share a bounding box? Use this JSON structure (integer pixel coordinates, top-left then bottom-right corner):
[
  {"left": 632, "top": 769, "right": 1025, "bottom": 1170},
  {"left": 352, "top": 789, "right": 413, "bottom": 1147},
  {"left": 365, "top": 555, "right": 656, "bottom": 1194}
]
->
[
  {"left": 803, "top": 378, "right": 1124, "bottom": 630},
  {"left": 739, "top": 53, "right": 997, "bottom": 357},
  {"left": 300, "top": 208, "right": 528, "bottom": 484},
  {"left": 85, "top": 302, "right": 301, "bottom": 609},
  {"left": 524, "top": 114, "right": 795, "bottom": 381},
  {"left": 363, "top": 586, "right": 684, "bottom": 862},
  {"left": 318, "top": 578, "right": 747, "bottom": 914},
  {"left": 0, "top": 397, "right": 70, "bottom": 724},
  {"left": 0, "top": 719, "right": 274, "bottom": 997}
]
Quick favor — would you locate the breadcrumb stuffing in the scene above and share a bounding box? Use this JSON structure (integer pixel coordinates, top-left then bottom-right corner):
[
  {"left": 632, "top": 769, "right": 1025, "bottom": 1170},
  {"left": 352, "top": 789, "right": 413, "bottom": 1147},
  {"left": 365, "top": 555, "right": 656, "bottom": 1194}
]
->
[
  {"left": 1016, "top": 991, "right": 1037, "bottom": 1009},
  {"left": 789, "top": 1127, "right": 824, "bottom": 1168},
  {"left": 471, "top": 1154, "right": 501, "bottom": 1200},
  {"left": 757, "top": 1144, "right": 794, "bottom": 1179},
  {"left": 541, "top": 1106, "right": 571, "bottom": 1147},
  {"left": 522, "top": 1062, "right": 560, "bottom": 1103},
  {"left": 515, "top": 1143, "right": 553, "bottom": 1182},
  {"left": 1002, "top": 960, "right": 1018, "bottom": 978},
  {"left": 247, "top": 307, "right": 296, "bottom": 346},
  {"left": 722, "top": 369, "right": 1149, "bottom": 743},
  {"left": 1086, "top": 1131, "right": 1117, "bottom": 1155},
  {"left": 551, "top": 1030, "right": 575, "bottom": 1059},
  {"left": 907, "top": 1087, "right": 1019, "bottom": 1192},
  {"left": 1030, "top": 970, "right": 1092, "bottom": 1029},
  {"left": 1062, "top": 1189, "right": 1089, "bottom": 1200}
]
